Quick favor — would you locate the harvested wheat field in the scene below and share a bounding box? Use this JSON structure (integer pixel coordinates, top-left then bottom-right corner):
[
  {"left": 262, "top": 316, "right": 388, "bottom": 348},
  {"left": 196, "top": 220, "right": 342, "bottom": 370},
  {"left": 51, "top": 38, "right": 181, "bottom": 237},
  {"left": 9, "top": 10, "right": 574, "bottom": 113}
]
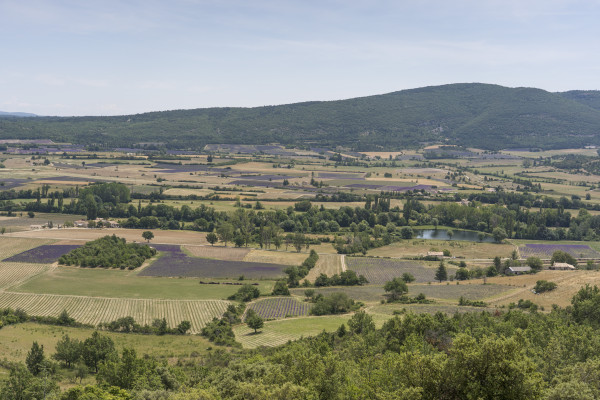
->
[
  {"left": 7, "top": 228, "right": 208, "bottom": 245},
  {"left": 184, "top": 245, "right": 250, "bottom": 261},
  {"left": 243, "top": 249, "right": 307, "bottom": 266},
  {"left": 483, "top": 270, "right": 600, "bottom": 308},
  {"left": 305, "top": 254, "right": 344, "bottom": 281}
]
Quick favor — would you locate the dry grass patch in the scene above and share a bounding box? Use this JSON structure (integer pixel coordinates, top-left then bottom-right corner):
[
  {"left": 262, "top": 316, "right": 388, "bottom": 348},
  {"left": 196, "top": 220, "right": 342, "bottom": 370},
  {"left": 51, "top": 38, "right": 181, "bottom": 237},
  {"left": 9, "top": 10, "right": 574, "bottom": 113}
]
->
[
  {"left": 7, "top": 228, "right": 208, "bottom": 245},
  {"left": 243, "top": 249, "right": 306, "bottom": 266},
  {"left": 184, "top": 245, "right": 250, "bottom": 261},
  {"left": 483, "top": 270, "right": 600, "bottom": 308},
  {"left": 305, "top": 254, "right": 343, "bottom": 281}
]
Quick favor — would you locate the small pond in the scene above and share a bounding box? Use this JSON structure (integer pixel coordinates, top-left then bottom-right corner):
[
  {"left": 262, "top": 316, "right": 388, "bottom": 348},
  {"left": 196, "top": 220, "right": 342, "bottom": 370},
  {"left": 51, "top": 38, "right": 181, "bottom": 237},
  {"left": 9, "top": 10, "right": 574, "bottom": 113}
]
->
[{"left": 414, "top": 229, "right": 495, "bottom": 243}]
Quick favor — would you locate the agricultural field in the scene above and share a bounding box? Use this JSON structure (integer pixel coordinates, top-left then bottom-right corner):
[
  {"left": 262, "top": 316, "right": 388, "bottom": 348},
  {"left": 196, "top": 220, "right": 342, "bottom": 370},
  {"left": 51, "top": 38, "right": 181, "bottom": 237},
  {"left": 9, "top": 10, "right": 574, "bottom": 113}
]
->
[
  {"left": 245, "top": 297, "right": 312, "bottom": 320},
  {"left": 183, "top": 245, "right": 250, "bottom": 261},
  {"left": 305, "top": 253, "right": 344, "bottom": 281},
  {"left": 6, "top": 228, "right": 209, "bottom": 245},
  {"left": 486, "top": 270, "right": 600, "bottom": 309},
  {"left": 408, "top": 282, "right": 514, "bottom": 301},
  {"left": 0, "top": 237, "right": 56, "bottom": 259},
  {"left": 518, "top": 243, "right": 600, "bottom": 259},
  {"left": 0, "top": 262, "right": 53, "bottom": 289},
  {"left": 243, "top": 249, "right": 308, "bottom": 266},
  {"left": 0, "top": 292, "right": 228, "bottom": 333},
  {"left": 4, "top": 244, "right": 80, "bottom": 263},
  {"left": 139, "top": 244, "right": 287, "bottom": 279},
  {"left": 346, "top": 257, "right": 449, "bottom": 284},
  {"left": 368, "top": 239, "right": 516, "bottom": 259},
  {"left": 12, "top": 266, "right": 275, "bottom": 299},
  {"left": 233, "top": 315, "right": 352, "bottom": 348}
]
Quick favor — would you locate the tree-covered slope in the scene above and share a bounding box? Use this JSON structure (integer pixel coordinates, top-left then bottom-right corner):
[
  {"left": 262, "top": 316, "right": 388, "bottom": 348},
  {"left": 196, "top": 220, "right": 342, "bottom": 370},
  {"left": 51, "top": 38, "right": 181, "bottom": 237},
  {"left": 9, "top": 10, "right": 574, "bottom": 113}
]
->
[
  {"left": 560, "top": 90, "right": 600, "bottom": 111},
  {"left": 2, "top": 83, "right": 600, "bottom": 150}
]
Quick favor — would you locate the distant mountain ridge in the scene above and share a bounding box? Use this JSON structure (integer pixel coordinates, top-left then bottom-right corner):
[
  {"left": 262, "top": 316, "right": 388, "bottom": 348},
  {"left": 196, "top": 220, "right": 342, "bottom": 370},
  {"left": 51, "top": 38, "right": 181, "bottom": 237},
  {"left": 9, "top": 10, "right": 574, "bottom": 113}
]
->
[
  {"left": 0, "top": 111, "right": 38, "bottom": 117},
  {"left": 1, "top": 83, "right": 600, "bottom": 150}
]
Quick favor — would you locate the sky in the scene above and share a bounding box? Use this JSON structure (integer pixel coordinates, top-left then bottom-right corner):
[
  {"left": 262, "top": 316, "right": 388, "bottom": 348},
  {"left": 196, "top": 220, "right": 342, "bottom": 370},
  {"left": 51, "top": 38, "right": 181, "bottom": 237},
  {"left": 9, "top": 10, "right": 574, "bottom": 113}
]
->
[{"left": 1, "top": 0, "right": 600, "bottom": 116}]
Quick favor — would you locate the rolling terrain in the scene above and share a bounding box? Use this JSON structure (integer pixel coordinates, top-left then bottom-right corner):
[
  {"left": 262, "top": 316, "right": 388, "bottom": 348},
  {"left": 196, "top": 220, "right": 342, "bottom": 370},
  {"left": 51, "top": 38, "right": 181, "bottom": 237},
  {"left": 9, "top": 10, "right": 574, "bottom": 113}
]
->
[{"left": 2, "top": 83, "right": 600, "bottom": 150}]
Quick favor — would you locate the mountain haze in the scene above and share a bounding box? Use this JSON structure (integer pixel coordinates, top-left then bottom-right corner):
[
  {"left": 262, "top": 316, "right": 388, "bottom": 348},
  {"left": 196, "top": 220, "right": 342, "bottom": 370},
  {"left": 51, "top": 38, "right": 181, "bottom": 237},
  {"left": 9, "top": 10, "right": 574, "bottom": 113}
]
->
[{"left": 1, "top": 83, "right": 600, "bottom": 150}]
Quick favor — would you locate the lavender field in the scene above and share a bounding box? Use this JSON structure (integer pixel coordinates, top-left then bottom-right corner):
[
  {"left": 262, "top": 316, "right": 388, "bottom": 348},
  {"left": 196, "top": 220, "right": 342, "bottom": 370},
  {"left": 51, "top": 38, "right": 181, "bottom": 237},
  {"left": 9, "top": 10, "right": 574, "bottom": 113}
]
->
[
  {"left": 346, "top": 257, "right": 436, "bottom": 284},
  {"left": 519, "top": 244, "right": 600, "bottom": 259},
  {"left": 4, "top": 245, "right": 81, "bottom": 263},
  {"left": 140, "top": 244, "right": 286, "bottom": 279},
  {"left": 245, "top": 297, "right": 312, "bottom": 320}
]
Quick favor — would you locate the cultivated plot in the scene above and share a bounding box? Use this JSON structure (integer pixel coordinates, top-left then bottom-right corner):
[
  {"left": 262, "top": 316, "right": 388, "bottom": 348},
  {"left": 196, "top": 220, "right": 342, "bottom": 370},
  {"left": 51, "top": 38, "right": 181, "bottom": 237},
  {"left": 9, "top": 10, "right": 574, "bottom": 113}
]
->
[
  {"left": 346, "top": 257, "right": 441, "bottom": 284},
  {"left": 245, "top": 297, "right": 312, "bottom": 320},
  {"left": 140, "top": 245, "right": 287, "bottom": 279},
  {"left": 4, "top": 244, "right": 80, "bottom": 263},
  {"left": 0, "top": 292, "right": 228, "bottom": 334},
  {"left": 519, "top": 244, "right": 600, "bottom": 259},
  {"left": 183, "top": 245, "right": 250, "bottom": 261}
]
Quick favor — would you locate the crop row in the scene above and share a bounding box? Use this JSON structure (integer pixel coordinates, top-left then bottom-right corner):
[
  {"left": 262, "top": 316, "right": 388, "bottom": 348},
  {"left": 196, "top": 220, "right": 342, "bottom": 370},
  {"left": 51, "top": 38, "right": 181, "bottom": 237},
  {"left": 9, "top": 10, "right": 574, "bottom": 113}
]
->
[
  {"left": 0, "top": 262, "right": 51, "bottom": 289},
  {"left": 245, "top": 297, "right": 312, "bottom": 320},
  {"left": 519, "top": 244, "right": 600, "bottom": 259},
  {"left": 0, "top": 238, "right": 55, "bottom": 260},
  {"left": 0, "top": 292, "right": 229, "bottom": 333},
  {"left": 346, "top": 257, "right": 434, "bottom": 284},
  {"left": 232, "top": 324, "right": 298, "bottom": 349}
]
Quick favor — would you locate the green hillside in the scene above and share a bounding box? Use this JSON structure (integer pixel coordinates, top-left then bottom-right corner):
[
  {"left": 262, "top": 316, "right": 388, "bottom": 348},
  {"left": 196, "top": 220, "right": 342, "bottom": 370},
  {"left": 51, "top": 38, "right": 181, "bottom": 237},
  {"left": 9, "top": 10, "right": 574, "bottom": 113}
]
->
[
  {"left": 560, "top": 90, "right": 600, "bottom": 111},
  {"left": 2, "top": 83, "right": 600, "bottom": 150}
]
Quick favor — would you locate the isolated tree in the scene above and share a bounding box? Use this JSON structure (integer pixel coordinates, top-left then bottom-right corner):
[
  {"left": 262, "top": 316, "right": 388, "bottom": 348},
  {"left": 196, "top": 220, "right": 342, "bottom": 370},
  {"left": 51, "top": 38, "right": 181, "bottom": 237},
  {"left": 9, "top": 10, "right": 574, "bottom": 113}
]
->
[
  {"left": 526, "top": 257, "right": 544, "bottom": 272},
  {"left": 492, "top": 227, "right": 508, "bottom": 243},
  {"left": 384, "top": 277, "right": 408, "bottom": 302},
  {"left": 246, "top": 310, "right": 264, "bottom": 333},
  {"left": 26, "top": 341, "right": 45, "bottom": 375},
  {"left": 435, "top": 261, "right": 448, "bottom": 283},
  {"left": 53, "top": 335, "right": 82, "bottom": 368},
  {"left": 455, "top": 267, "right": 470, "bottom": 281},
  {"left": 272, "top": 280, "right": 290, "bottom": 296},
  {"left": 446, "top": 229, "right": 454, "bottom": 240},
  {"left": 206, "top": 231, "right": 218, "bottom": 246},
  {"left": 82, "top": 331, "right": 116, "bottom": 373},
  {"left": 142, "top": 230, "right": 154, "bottom": 243},
  {"left": 401, "top": 272, "right": 415, "bottom": 283},
  {"left": 347, "top": 310, "right": 375, "bottom": 334},
  {"left": 217, "top": 222, "right": 234, "bottom": 247}
]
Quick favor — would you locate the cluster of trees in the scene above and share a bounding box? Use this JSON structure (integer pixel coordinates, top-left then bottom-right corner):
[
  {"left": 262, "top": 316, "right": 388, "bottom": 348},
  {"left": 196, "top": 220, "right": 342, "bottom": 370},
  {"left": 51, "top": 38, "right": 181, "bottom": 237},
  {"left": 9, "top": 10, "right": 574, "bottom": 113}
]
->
[
  {"left": 200, "top": 303, "right": 246, "bottom": 346},
  {"left": 99, "top": 316, "right": 191, "bottom": 335},
  {"left": 284, "top": 249, "right": 319, "bottom": 287},
  {"left": 58, "top": 235, "right": 156, "bottom": 269},
  {"left": 313, "top": 270, "right": 368, "bottom": 287},
  {"left": 310, "top": 292, "right": 358, "bottom": 316}
]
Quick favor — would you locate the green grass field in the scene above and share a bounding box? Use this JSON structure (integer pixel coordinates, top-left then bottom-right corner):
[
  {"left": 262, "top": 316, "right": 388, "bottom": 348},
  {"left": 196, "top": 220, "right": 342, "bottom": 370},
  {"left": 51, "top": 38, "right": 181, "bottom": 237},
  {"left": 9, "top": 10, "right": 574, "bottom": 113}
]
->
[
  {"left": 0, "top": 322, "right": 214, "bottom": 363},
  {"left": 233, "top": 315, "right": 352, "bottom": 348},
  {"left": 12, "top": 266, "right": 275, "bottom": 299}
]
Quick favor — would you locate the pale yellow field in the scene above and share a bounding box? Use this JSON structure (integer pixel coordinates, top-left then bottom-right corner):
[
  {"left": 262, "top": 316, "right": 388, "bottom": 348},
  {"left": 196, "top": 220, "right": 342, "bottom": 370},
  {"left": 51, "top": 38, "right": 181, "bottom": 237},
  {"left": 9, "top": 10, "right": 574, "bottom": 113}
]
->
[
  {"left": 0, "top": 291, "right": 228, "bottom": 334},
  {"left": 243, "top": 249, "right": 307, "bottom": 266},
  {"left": 304, "top": 254, "right": 343, "bottom": 281},
  {"left": 184, "top": 245, "right": 250, "bottom": 261},
  {"left": 482, "top": 270, "right": 600, "bottom": 308},
  {"left": 6, "top": 228, "right": 208, "bottom": 245}
]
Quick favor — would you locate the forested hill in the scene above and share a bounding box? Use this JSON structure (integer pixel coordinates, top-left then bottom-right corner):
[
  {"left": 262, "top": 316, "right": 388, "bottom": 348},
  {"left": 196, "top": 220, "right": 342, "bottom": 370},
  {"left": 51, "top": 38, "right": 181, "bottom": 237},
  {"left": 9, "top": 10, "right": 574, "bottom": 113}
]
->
[
  {"left": 2, "top": 83, "right": 600, "bottom": 150},
  {"left": 560, "top": 90, "right": 600, "bottom": 111}
]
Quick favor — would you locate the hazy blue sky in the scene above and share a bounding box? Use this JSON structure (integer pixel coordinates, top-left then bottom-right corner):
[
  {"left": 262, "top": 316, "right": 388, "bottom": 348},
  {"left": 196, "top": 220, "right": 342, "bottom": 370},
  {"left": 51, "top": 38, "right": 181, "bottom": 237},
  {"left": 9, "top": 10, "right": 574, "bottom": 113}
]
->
[{"left": 1, "top": 0, "right": 599, "bottom": 116}]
